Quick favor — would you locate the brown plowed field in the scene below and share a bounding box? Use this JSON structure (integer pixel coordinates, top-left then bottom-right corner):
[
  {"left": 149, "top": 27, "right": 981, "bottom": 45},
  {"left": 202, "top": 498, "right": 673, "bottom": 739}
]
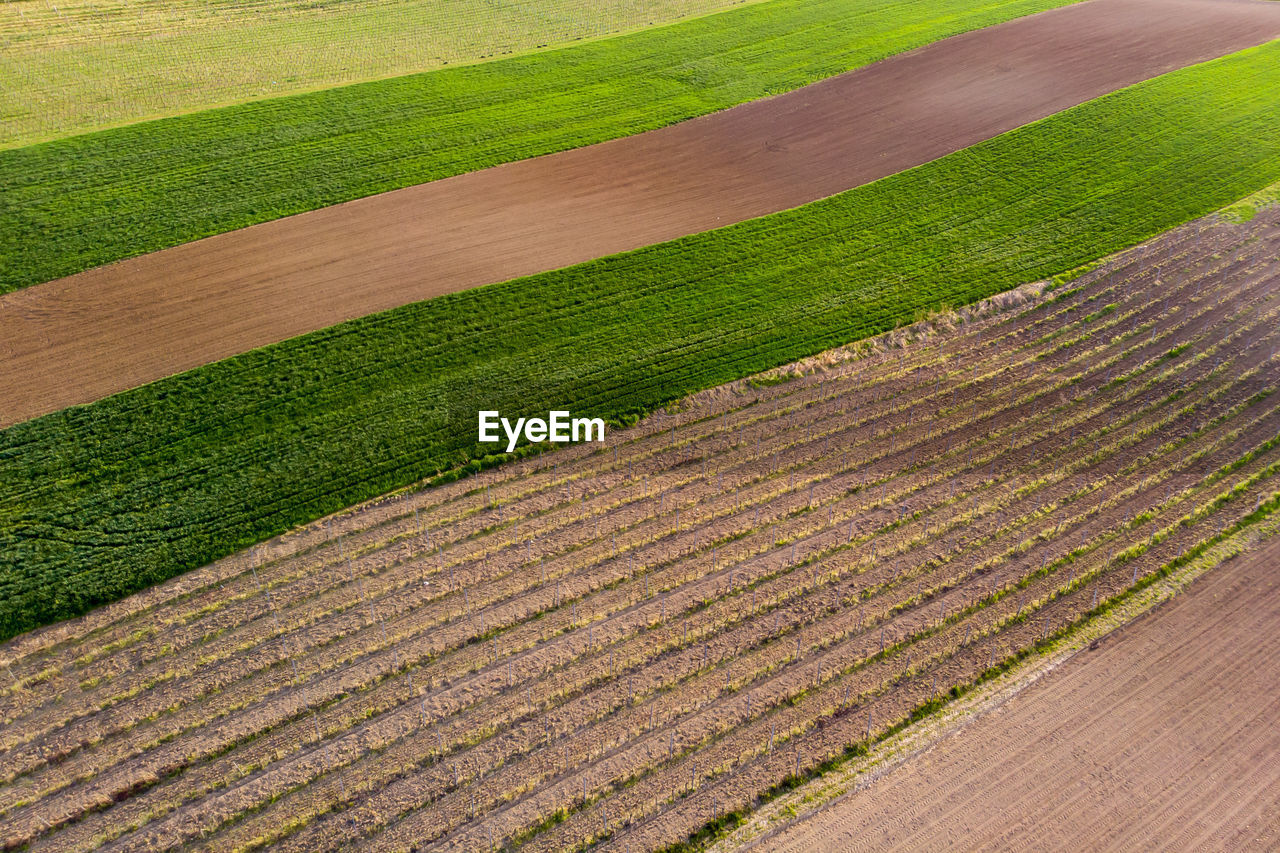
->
[
  {"left": 5, "top": 0, "right": 1280, "bottom": 425},
  {"left": 761, "top": 533, "right": 1280, "bottom": 853},
  {"left": 1, "top": 207, "right": 1278, "bottom": 851}
]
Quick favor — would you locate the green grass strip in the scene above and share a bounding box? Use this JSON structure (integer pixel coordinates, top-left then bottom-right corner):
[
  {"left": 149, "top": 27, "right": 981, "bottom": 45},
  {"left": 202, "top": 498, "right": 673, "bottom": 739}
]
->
[
  {"left": 2, "top": 43, "right": 1280, "bottom": 641},
  {"left": 0, "top": 0, "right": 1079, "bottom": 293}
]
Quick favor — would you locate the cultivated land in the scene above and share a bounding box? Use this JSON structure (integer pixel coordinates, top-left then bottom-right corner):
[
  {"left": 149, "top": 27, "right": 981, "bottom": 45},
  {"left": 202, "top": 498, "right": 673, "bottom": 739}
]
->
[
  {"left": 0, "top": 0, "right": 769, "bottom": 147},
  {"left": 2, "top": 51, "right": 1280, "bottom": 637},
  {"left": 760, "top": 534, "right": 1280, "bottom": 852},
  {"left": 2, "top": 207, "right": 1278, "bottom": 851},
  {"left": 0, "top": 0, "right": 1084, "bottom": 292},
  {"left": 7, "top": 0, "right": 1280, "bottom": 422},
  {"left": 4, "top": 46, "right": 1280, "bottom": 639}
]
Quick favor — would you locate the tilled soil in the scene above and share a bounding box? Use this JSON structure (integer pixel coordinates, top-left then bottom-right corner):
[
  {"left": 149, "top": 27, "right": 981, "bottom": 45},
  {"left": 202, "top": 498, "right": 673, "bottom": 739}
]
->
[
  {"left": 759, "top": 533, "right": 1280, "bottom": 853},
  {"left": 0, "top": 209, "right": 1278, "bottom": 852},
  {"left": 5, "top": 0, "right": 1280, "bottom": 422}
]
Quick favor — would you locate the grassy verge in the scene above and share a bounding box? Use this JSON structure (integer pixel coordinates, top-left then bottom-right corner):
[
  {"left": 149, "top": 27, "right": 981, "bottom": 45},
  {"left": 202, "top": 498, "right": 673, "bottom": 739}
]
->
[
  {"left": 0, "top": 0, "right": 1079, "bottom": 292},
  {"left": 2, "top": 43, "right": 1280, "bottom": 640}
]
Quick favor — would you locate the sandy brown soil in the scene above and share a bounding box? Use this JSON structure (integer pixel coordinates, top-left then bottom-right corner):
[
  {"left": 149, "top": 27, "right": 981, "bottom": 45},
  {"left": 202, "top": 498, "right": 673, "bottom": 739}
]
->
[
  {"left": 762, "top": 534, "right": 1280, "bottom": 853},
  {"left": 4, "top": 0, "right": 1280, "bottom": 425}
]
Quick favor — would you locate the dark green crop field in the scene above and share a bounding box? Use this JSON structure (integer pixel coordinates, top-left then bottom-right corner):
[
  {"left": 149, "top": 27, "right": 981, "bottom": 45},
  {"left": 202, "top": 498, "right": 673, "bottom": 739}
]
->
[
  {"left": 0, "top": 0, "right": 1078, "bottom": 293},
  {"left": 2, "top": 43, "right": 1279, "bottom": 639}
]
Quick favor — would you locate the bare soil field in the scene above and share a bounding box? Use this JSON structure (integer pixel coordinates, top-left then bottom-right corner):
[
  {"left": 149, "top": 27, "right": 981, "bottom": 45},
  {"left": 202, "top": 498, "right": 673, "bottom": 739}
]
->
[
  {"left": 0, "top": 205, "right": 1277, "bottom": 851},
  {"left": 4, "top": 0, "right": 1280, "bottom": 424},
  {"left": 759, "top": 533, "right": 1280, "bottom": 852}
]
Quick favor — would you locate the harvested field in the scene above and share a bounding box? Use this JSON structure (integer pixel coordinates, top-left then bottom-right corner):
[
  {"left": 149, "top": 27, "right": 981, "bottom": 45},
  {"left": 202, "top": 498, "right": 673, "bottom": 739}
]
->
[
  {"left": 758, "top": 533, "right": 1280, "bottom": 852},
  {"left": 6, "top": 0, "right": 1280, "bottom": 421},
  {"left": 2, "top": 204, "right": 1278, "bottom": 851}
]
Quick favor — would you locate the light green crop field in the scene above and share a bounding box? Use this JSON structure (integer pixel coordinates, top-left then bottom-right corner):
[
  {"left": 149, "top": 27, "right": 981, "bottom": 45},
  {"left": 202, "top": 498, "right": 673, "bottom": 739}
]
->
[
  {"left": 2, "top": 42, "right": 1278, "bottom": 640},
  {"left": 0, "top": 0, "right": 1078, "bottom": 292},
  {"left": 0, "top": 0, "right": 768, "bottom": 148}
]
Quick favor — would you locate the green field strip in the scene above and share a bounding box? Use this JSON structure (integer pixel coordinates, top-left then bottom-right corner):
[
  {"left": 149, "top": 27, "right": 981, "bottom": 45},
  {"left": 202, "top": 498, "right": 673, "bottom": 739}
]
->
[
  {"left": 0, "top": 0, "right": 1081, "bottom": 293},
  {"left": 3, "top": 43, "right": 1280, "bottom": 642}
]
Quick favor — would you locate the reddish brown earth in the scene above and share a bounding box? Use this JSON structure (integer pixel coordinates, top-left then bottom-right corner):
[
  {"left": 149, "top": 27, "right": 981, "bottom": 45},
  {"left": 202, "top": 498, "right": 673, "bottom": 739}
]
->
[
  {"left": 4, "top": 0, "right": 1280, "bottom": 425},
  {"left": 762, "top": 534, "right": 1280, "bottom": 853}
]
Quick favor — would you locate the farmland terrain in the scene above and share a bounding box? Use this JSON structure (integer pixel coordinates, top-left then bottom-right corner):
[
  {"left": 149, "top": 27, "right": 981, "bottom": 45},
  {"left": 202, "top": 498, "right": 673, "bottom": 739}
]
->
[
  {"left": 6, "top": 0, "right": 1279, "bottom": 422},
  {"left": 0, "top": 0, "right": 770, "bottom": 147},
  {"left": 2, "top": 203, "right": 1277, "bottom": 850},
  {"left": 756, "top": 532, "right": 1280, "bottom": 852},
  {"left": 0, "top": 0, "right": 1079, "bottom": 292},
  {"left": 5, "top": 0, "right": 1278, "bottom": 846},
  {"left": 4, "top": 47, "right": 1280, "bottom": 639}
]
